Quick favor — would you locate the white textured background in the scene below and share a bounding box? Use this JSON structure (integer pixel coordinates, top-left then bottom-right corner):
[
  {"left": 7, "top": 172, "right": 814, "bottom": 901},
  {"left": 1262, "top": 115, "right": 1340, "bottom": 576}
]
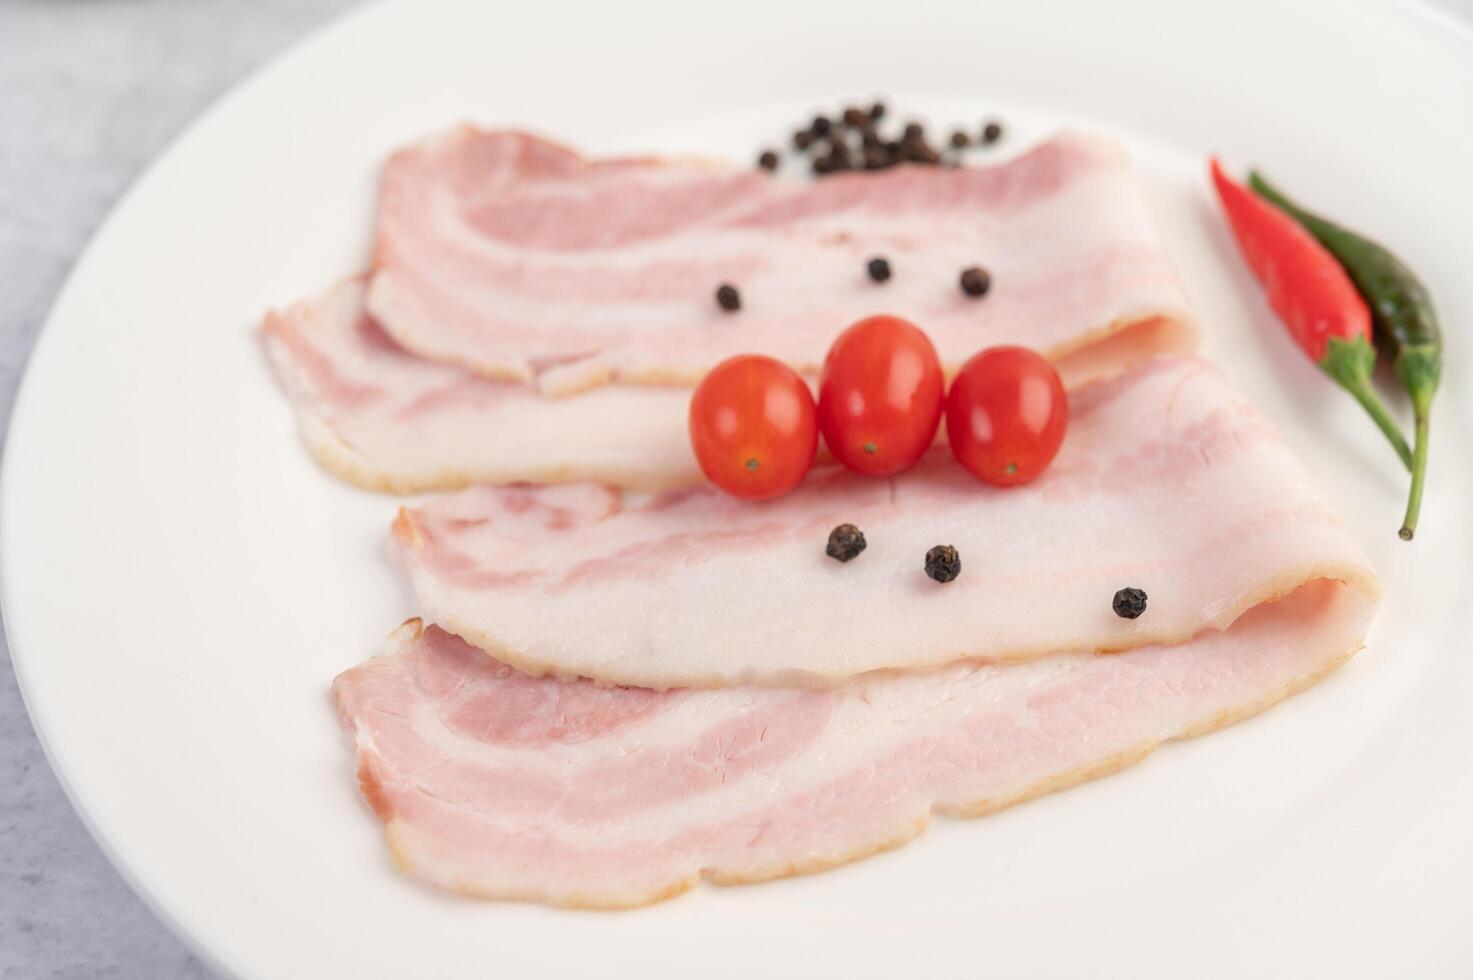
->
[{"left": 0, "top": 1, "right": 1469, "bottom": 976}]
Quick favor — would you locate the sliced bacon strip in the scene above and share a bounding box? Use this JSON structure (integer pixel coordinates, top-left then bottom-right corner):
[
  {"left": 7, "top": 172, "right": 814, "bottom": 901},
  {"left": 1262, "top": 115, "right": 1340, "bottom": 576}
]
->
[
  {"left": 262, "top": 279, "right": 697, "bottom": 492},
  {"left": 334, "top": 580, "right": 1373, "bottom": 908},
  {"left": 366, "top": 128, "right": 1196, "bottom": 395},
  {"left": 393, "top": 356, "right": 1379, "bottom": 688},
  {"left": 262, "top": 278, "right": 1185, "bottom": 493}
]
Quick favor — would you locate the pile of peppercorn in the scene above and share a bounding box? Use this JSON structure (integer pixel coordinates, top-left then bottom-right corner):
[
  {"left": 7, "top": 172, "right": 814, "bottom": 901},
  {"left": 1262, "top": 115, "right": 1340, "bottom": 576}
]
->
[{"left": 757, "top": 101, "right": 1004, "bottom": 177}]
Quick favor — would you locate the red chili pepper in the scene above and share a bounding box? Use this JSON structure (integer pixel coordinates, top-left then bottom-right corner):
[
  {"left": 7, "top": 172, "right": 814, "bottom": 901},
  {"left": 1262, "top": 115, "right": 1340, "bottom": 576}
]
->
[{"left": 1209, "top": 158, "right": 1411, "bottom": 468}]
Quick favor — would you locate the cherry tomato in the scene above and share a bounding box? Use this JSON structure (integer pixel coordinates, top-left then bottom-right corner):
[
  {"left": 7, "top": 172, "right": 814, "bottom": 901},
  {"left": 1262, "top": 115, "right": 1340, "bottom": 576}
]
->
[
  {"left": 946, "top": 346, "right": 1068, "bottom": 486},
  {"left": 817, "top": 315, "right": 944, "bottom": 476},
  {"left": 689, "top": 355, "right": 818, "bottom": 499}
]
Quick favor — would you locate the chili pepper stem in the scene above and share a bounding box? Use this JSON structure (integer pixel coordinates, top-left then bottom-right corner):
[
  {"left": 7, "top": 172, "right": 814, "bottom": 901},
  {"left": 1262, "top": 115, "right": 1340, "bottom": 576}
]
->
[
  {"left": 1319, "top": 336, "right": 1413, "bottom": 470},
  {"left": 1338, "top": 376, "right": 1414, "bottom": 471},
  {"left": 1396, "top": 345, "right": 1440, "bottom": 540},
  {"left": 1400, "top": 402, "right": 1430, "bottom": 540}
]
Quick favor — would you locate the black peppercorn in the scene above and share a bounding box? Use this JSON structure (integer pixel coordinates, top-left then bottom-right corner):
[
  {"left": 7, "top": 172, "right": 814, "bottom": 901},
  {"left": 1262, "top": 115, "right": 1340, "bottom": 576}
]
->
[
  {"left": 910, "top": 145, "right": 941, "bottom": 165},
  {"left": 775, "top": 105, "right": 991, "bottom": 180},
  {"left": 1112, "top": 587, "right": 1148, "bottom": 619},
  {"left": 959, "top": 266, "right": 991, "bottom": 298},
  {"left": 866, "top": 256, "right": 891, "bottom": 282},
  {"left": 826, "top": 524, "right": 867, "bottom": 562},
  {"left": 715, "top": 283, "right": 741, "bottom": 311},
  {"left": 924, "top": 545, "right": 961, "bottom": 583}
]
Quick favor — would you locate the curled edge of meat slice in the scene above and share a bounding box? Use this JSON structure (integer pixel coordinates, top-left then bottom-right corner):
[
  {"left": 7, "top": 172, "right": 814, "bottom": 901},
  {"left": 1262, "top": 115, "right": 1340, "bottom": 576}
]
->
[
  {"left": 260, "top": 277, "right": 699, "bottom": 494},
  {"left": 333, "top": 577, "right": 1374, "bottom": 909}
]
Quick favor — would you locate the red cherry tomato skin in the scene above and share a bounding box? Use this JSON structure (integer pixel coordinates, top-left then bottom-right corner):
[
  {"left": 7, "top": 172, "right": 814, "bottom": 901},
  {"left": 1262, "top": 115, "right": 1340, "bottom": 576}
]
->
[
  {"left": 689, "top": 355, "right": 818, "bottom": 500},
  {"left": 818, "top": 315, "right": 945, "bottom": 477},
  {"left": 945, "top": 346, "right": 1068, "bottom": 487}
]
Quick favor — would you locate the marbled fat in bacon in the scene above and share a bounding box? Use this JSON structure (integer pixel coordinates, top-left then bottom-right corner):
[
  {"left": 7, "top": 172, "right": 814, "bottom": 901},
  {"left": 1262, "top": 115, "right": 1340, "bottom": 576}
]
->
[
  {"left": 366, "top": 128, "right": 1197, "bottom": 395},
  {"left": 333, "top": 580, "right": 1374, "bottom": 908},
  {"left": 393, "top": 356, "right": 1379, "bottom": 688}
]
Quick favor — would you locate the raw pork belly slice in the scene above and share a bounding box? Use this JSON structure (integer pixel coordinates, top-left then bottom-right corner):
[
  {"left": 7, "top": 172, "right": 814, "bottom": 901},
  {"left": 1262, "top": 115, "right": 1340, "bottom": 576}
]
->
[
  {"left": 393, "top": 356, "right": 1379, "bottom": 688},
  {"left": 262, "top": 276, "right": 1185, "bottom": 494},
  {"left": 366, "top": 127, "right": 1196, "bottom": 394},
  {"left": 262, "top": 279, "right": 697, "bottom": 492},
  {"left": 334, "top": 580, "right": 1374, "bottom": 908}
]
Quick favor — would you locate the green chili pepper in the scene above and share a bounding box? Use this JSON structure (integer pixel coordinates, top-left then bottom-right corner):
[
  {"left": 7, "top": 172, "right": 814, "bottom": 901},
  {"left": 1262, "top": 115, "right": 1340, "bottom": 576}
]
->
[{"left": 1249, "top": 172, "right": 1441, "bottom": 541}]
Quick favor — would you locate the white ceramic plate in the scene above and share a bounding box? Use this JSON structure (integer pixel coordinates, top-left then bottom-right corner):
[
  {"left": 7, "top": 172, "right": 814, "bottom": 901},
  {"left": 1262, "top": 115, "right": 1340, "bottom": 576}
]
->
[{"left": 4, "top": 0, "right": 1472, "bottom": 976}]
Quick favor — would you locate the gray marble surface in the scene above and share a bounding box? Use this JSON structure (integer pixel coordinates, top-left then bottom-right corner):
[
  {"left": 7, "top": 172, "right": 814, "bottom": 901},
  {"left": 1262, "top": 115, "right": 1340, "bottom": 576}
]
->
[{"left": 0, "top": 1, "right": 1469, "bottom": 977}]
